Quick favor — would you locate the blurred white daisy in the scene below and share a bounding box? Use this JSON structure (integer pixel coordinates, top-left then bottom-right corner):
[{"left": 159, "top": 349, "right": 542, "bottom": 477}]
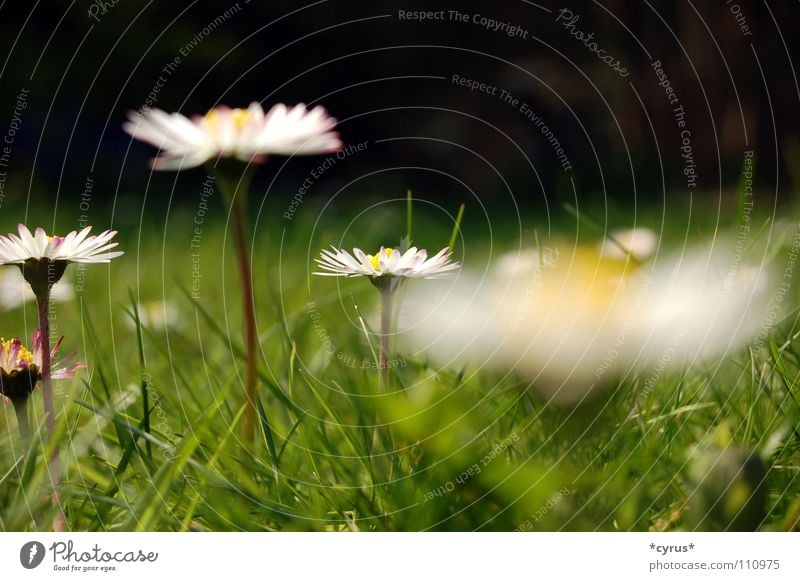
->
[
  {"left": 314, "top": 246, "right": 460, "bottom": 280},
  {"left": 629, "top": 252, "right": 771, "bottom": 363},
  {"left": 493, "top": 246, "right": 561, "bottom": 279},
  {"left": 127, "top": 300, "right": 182, "bottom": 332},
  {"left": 124, "top": 102, "right": 342, "bottom": 170},
  {"left": 125, "top": 102, "right": 340, "bottom": 441},
  {"left": 401, "top": 240, "right": 772, "bottom": 404},
  {"left": 0, "top": 268, "right": 74, "bottom": 311}
]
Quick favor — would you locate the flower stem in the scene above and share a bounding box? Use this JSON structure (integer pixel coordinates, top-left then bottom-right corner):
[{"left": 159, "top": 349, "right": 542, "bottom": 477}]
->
[
  {"left": 379, "top": 288, "right": 394, "bottom": 386},
  {"left": 231, "top": 197, "right": 258, "bottom": 442},
  {"left": 213, "top": 166, "right": 258, "bottom": 444},
  {"left": 12, "top": 397, "right": 31, "bottom": 449},
  {"left": 36, "top": 295, "right": 56, "bottom": 442},
  {"left": 36, "top": 292, "right": 66, "bottom": 531}
]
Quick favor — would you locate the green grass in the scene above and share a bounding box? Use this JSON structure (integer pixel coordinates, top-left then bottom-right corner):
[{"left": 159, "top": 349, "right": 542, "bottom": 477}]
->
[{"left": 1, "top": 199, "right": 799, "bottom": 532}]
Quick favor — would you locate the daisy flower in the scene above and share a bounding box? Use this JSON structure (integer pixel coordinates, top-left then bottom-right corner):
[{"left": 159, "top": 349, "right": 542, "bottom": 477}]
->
[
  {"left": 0, "top": 330, "right": 84, "bottom": 392},
  {"left": 0, "top": 337, "right": 38, "bottom": 405},
  {"left": 401, "top": 241, "right": 772, "bottom": 404},
  {"left": 0, "top": 224, "right": 123, "bottom": 266},
  {"left": 0, "top": 224, "right": 118, "bottom": 483},
  {"left": 0, "top": 224, "right": 123, "bottom": 293},
  {"left": 314, "top": 246, "right": 460, "bottom": 282},
  {"left": 1, "top": 330, "right": 84, "bottom": 443},
  {"left": 314, "top": 245, "right": 460, "bottom": 384},
  {"left": 124, "top": 102, "right": 341, "bottom": 442},
  {"left": 123, "top": 102, "right": 342, "bottom": 170}
]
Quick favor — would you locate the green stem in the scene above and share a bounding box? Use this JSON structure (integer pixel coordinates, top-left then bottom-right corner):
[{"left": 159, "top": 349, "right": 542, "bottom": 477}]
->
[
  {"left": 213, "top": 166, "right": 258, "bottom": 444},
  {"left": 379, "top": 289, "right": 394, "bottom": 387},
  {"left": 12, "top": 397, "right": 31, "bottom": 449}
]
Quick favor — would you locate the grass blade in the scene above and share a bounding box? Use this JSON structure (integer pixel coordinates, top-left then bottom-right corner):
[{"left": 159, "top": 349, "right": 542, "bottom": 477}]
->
[
  {"left": 256, "top": 394, "right": 280, "bottom": 482},
  {"left": 448, "top": 203, "right": 465, "bottom": 251}
]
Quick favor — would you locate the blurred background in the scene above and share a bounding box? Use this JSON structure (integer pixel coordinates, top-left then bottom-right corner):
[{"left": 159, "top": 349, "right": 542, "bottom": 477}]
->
[{"left": 0, "top": 0, "right": 797, "bottom": 235}]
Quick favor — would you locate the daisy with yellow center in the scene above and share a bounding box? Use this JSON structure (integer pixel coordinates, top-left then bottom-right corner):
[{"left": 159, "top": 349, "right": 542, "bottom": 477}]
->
[
  {"left": 0, "top": 223, "right": 119, "bottom": 400},
  {"left": 315, "top": 245, "right": 460, "bottom": 281},
  {"left": 368, "top": 249, "right": 389, "bottom": 271},
  {"left": 124, "top": 100, "right": 342, "bottom": 444},
  {"left": 401, "top": 233, "right": 773, "bottom": 404},
  {"left": 0, "top": 223, "right": 117, "bottom": 515},
  {"left": 124, "top": 102, "right": 342, "bottom": 170},
  {"left": 314, "top": 244, "right": 460, "bottom": 384},
  {"left": 0, "top": 330, "right": 84, "bottom": 444},
  {"left": 0, "top": 337, "right": 35, "bottom": 372}
]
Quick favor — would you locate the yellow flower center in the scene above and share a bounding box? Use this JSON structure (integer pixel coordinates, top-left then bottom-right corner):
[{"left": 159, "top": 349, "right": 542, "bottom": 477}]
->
[
  {"left": 368, "top": 247, "right": 393, "bottom": 271},
  {"left": 0, "top": 338, "right": 34, "bottom": 367},
  {"left": 230, "top": 108, "right": 250, "bottom": 128},
  {"left": 18, "top": 346, "right": 34, "bottom": 366},
  {"left": 204, "top": 107, "right": 251, "bottom": 130}
]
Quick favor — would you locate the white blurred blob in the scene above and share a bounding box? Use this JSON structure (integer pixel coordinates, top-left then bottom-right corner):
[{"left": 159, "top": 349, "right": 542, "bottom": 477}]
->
[
  {"left": 0, "top": 268, "right": 74, "bottom": 310},
  {"left": 128, "top": 300, "right": 182, "bottom": 331},
  {"left": 598, "top": 227, "right": 659, "bottom": 261},
  {"left": 400, "top": 237, "right": 773, "bottom": 404},
  {"left": 629, "top": 252, "right": 770, "bottom": 364}
]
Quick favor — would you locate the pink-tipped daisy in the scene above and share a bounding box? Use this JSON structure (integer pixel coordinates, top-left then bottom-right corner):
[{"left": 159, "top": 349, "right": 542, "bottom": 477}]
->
[
  {"left": 123, "top": 102, "right": 342, "bottom": 170},
  {"left": 0, "top": 224, "right": 123, "bottom": 265},
  {"left": 0, "top": 224, "right": 123, "bottom": 293},
  {"left": 0, "top": 330, "right": 84, "bottom": 404}
]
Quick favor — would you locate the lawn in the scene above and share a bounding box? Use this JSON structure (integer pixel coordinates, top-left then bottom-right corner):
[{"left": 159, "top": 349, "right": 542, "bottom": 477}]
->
[{"left": 1, "top": 196, "right": 799, "bottom": 532}]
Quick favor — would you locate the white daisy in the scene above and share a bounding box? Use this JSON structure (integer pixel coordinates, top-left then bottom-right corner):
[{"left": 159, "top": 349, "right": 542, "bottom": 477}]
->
[
  {"left": 315, "top": 244, "right": 460, "bottom": 383},
  {"left": 401, "top": 241, "right": 772, "bottom": 404},
  {"left": 314, "top": 246, "right": 460, "bottom": 280},
  {"left": 0, "top": 224, "right": 123, "bottom": 265},
  {"left": 124, "top": 102, "right": 342, "bottom": 170},
  {"left": 0, "top": 224, "right": 122, "bottom": 295}
]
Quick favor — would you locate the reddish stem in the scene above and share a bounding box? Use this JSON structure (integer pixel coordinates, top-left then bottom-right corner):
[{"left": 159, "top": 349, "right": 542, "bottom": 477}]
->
[
  {"left": 231, "top": 198, "right": 258, "bottom": 443},
  {"left": 212, "top": 165, "right": 259, "bottom": 445},
  {"left": 36, "top": 296, "right": 56, "bottom": 437},
  {"left": 37, "top": 293, "right": 66, "bottom": 531}
]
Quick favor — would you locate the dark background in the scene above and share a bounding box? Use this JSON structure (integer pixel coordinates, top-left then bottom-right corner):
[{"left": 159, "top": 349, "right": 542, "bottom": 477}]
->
[{"left": 0, "top": 0, "right": 797, "bottom": 231}]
